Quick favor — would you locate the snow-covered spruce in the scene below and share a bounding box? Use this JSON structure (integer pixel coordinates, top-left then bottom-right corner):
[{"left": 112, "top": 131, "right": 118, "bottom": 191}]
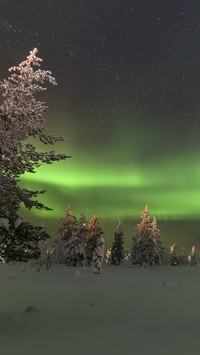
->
[
  {"left": 51, "top": 210, "right": 87, "bottom": 267},
  {"left": 0, "top": 221, "right": 49, "bottom": 263},
  {"left": 189, "top": 246, "right": 197, "bottom": 266},
  {"left": 169, "top": 243, "right": 181, "bottom": 266},
  {"left": 92, "top": 234, "right": 105, "bottom": 274},
  {"left": 65, "top": 238, "right": 86, "bottom": 267},
  {"left": 110, "top": 221, "right": 124, "bottom": 265},
  {"left": 131, "top": 205, "right": 164, "bottom": 267},
  {"left": 85, "top": 215, "right": 103, "bottom": 266},
  {"left": 58, "top": 205, "right": 78, "bottom": 243},
  {"left": 0, "top": 48, "right": 70, "bottom": 262}
]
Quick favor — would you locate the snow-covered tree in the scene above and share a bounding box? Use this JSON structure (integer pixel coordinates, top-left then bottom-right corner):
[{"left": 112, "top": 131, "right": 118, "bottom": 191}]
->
[
  {"left": 50, "top": 238, "right": 67, "bottom": 265},
  {"left": 86, "top": 215, "right": 104, "bottom": 266},
  {"left": 52, "top": 209, "right": 87, "bottom": 267},
  {"left": 63, "top": 212, "right": 87, "bottom": 267},
  {"left": 65, "top": 237, "right": 86, "bottom": 267},
  {"left": 92, "top": 233, "right": 105, "bottom": 274},
  {"left": 0, "top": 221, "right": 49, "bottom": 263},
  {"left": 58, "top": 205, "right": 78, "bottom": 243},
  {"left": 110, "top": 221, "right": 124, "bottom": 265},
  {"left": 179, "top": 247, "right": 188, "bottom": 266},
  {"left": 189, "top": 246, "right": 197, "bottom": 266},
  {"left": 0, "top": 48, "right": 70, "bottom": 261},
  {"left": 105, "top": 248, "right": 111, "bottom": 263},
  {"left": 169, "top": 243, "right": 180, "bottom": 266},
  {"left": 131, "top": 206, "right": 164, "bottom": 266},
  {"left": 52, "top": 205, "right": 78, "bottom": 264},
  {"left": 151, "top": 216, "right": 165, "bottom": 265}
]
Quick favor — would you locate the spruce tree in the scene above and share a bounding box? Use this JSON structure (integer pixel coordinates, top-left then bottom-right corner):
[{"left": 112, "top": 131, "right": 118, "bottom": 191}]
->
[
  {"left": 58, "top": 205, "right": 78, "bottom": 243},
  {"left": 53, "top": 209, "right": 88, "bottom": 266},
  {"left": 110, "top": 221, "right": 124, "bottom": 265},
  {"left": 0, "top": 221, "right": 49, "bottom": 263},
  {"left": 131, "top": 205, "right": 163, "bottom": 266},
  {"left": 53, "top": 205, "right": 77, "bottom": 264},
  {"left": 64, "top": 212, "right": 88, "bottom": 267},
  {"left": 151, "top": 216, "right": 165, "bottom": 265},
  {"left": 169, "top": 243, "right": 181, "bottom": 266},
  {"left": 65, "top": 237, "right": 86, "bottom": 267},
  {"left": 0, "top": 49, "right": 70, "bottom": 261},
  {"left": 86, "top": 215, "right": 103, "bottom": 266},
  {"left": 92, "top": 233, "right": 105, "bottom": 274},
  {"left": 190, "top": 246, "right": 197, "bottom": 266}
]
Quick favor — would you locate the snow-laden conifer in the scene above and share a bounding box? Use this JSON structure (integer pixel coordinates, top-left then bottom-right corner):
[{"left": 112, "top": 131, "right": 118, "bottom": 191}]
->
[
  {"left": 86, "top": 215, "right": 103, "bottom": 266},
  {"left": 189, "top": 246, "right": 197, "bottom": 266},
  {"left": 65, "top": 237, "right": 86, "bottom": 267},
  {"left": 169, "top": 243, "right": 181, "bottom": 266},
  {"left": 58, "top": 205, "right": 78, "bottom": 243},
  {"left": 92, "top": 233, "right": 105, "bottom": 274},
  {"left": 64, "top": 212, "right": 87, "bottom": 267},
  {"left": 0, "top": 49, "right": 70, "bottom": 262},
  {"left": 151, "top": 216, "right": 164, "bottom": 265},
  {"left": 110, "top": 221, "right": 124, "bottom": 265},
  {"left": 131, "top": 206, "right": 164, "bottom": 266},
  {"left": 52, "top": 209, "right": 87, "bottom": 267}
]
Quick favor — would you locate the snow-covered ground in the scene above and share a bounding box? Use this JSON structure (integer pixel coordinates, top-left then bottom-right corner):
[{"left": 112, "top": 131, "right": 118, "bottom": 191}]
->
[{"left": 1, "top": 262, "right": 200, "bottom": 355}]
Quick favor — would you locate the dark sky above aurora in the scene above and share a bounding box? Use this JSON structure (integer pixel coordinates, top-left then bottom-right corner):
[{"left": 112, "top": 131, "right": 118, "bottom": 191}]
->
[{"left": 1, "top": 0, "right": 200, "bottom": 246}]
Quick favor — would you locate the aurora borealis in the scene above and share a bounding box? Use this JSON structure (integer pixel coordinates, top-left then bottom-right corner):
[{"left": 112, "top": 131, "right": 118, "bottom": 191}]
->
[
  {"left": 21, "top": 151, "right": 200, "bottom": 220},
  {"left": 1, "top": 0, "right": 200, "bottom": 247}
]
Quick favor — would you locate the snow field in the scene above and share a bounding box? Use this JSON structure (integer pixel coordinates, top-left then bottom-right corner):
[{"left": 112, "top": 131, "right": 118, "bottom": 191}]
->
[{"left": 0, "top": 263, "right": 200, "bottom": 355}]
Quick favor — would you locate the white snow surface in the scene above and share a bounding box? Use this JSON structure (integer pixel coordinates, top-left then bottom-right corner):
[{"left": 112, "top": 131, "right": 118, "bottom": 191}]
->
[
  {"left": 0, "top": 262, "right": 200, "bottom": 355},
  {"left": 0, "top": 217, "right": 10, "bottom": 231}
]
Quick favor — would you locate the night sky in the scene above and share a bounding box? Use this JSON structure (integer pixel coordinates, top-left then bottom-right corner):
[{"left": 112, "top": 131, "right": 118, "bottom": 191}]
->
[{"left": 1, "top": 0, "right": 200, "bottom": 249}]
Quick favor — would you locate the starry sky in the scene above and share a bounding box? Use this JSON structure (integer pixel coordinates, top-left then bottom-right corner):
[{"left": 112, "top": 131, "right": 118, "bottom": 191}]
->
[{"left": 1, "top": 0, "right": 200, "bottom": 249}]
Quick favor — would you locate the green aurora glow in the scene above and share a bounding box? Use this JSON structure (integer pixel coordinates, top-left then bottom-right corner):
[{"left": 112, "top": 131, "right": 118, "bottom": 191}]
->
[{"left": 20, "top": 147, "right": 200, "bottom": 221}]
